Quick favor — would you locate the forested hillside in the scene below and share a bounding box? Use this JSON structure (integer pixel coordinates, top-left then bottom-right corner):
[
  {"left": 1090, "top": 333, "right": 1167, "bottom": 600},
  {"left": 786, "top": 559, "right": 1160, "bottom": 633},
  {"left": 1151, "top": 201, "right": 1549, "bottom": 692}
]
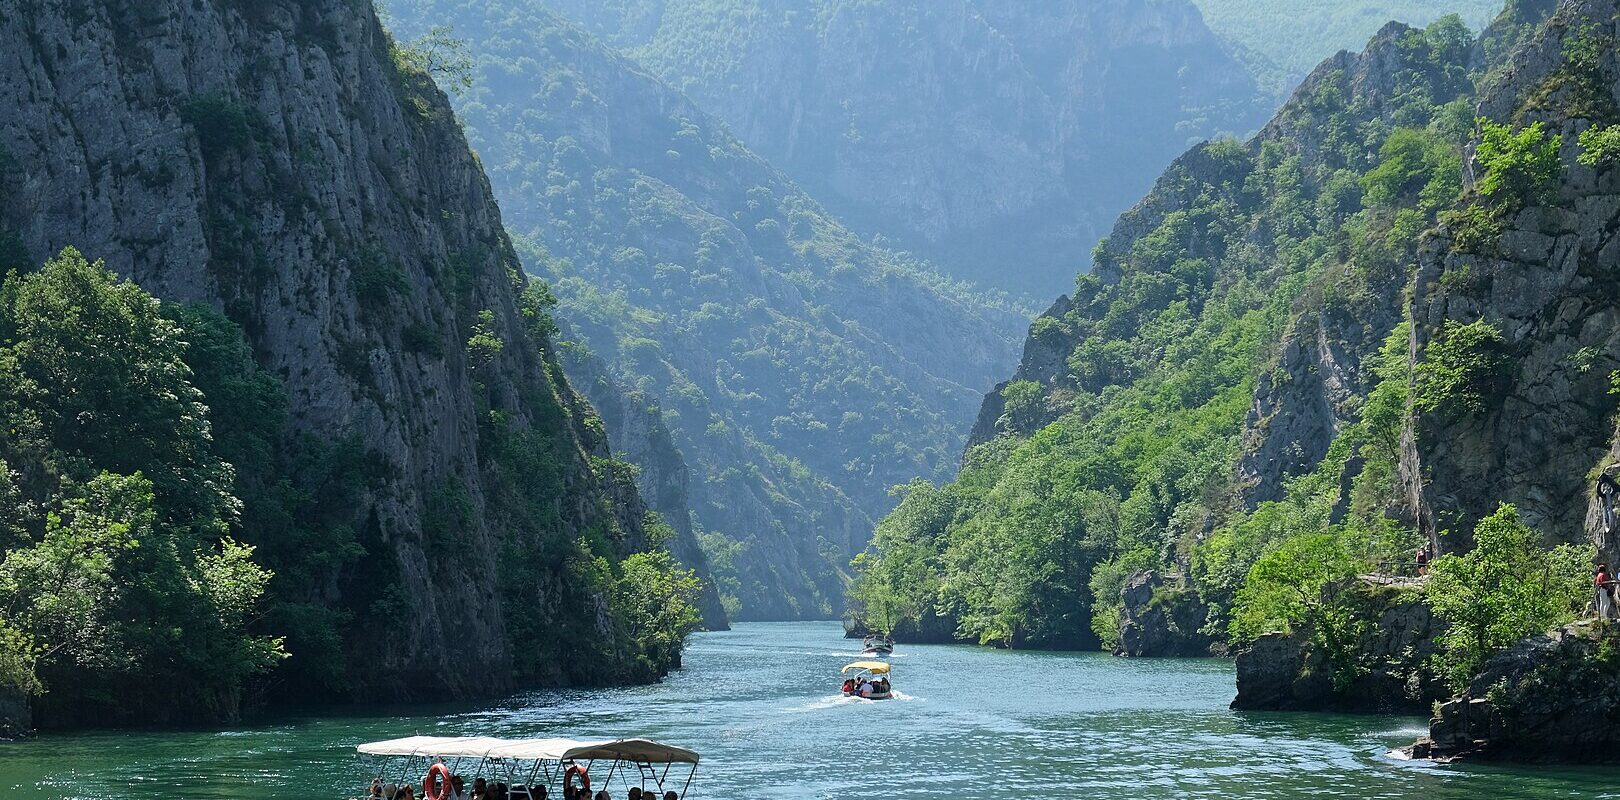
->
[
  {"left": 384, "top": 0, "right": 1026, "bottom": 620},
  {"left": 851, "top": 0, "right": 1615, "bottom": 683},
  {"left": 0, "top": 0, "right": 701, "bottom": 731},
  {"left": 531, "top": 0, "right": 1270, "bottom": 298},
  {"left": 1192, "top": 0, "right": 1505, "bottom": 93}
]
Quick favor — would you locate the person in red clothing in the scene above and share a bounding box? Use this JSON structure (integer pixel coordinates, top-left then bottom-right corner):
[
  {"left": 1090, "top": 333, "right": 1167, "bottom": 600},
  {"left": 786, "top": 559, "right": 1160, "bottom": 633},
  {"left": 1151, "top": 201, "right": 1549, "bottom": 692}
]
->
[{"left": 1596, "top": 564, "right": 1615, "bottom": 620}]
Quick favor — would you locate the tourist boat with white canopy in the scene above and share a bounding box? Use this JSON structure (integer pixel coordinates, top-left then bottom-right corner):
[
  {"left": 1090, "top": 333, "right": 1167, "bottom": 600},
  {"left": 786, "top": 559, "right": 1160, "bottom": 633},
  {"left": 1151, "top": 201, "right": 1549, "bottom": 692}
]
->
[
  {"left": 355, "top": 735, "right": 699, "bottom": 800},
  {"left": 840, "top": 660, "right": 893, "bottom": 700}
]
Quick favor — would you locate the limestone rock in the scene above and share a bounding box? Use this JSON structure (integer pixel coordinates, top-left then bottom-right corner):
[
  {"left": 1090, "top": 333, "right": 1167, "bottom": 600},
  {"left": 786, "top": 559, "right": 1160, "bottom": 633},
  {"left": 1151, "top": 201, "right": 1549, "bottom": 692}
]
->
[
  {"left": 1114, "top": 571, "right": 1218, "bottom": 657},
  {"left": 1409, "top": 622, "right": 1620, "bottom": 763}
]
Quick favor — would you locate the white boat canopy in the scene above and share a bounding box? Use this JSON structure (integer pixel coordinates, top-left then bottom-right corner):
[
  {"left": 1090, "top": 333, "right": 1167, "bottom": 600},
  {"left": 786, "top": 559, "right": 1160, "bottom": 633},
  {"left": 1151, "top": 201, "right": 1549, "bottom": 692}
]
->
[{"left": 356, "top": 736, "right": 699, "bottom": 764}]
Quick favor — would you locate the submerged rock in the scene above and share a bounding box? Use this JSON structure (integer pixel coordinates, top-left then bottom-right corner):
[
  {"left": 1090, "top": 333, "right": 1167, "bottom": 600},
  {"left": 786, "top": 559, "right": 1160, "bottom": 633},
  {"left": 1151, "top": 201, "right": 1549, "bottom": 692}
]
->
[{"left": 1409, "top": 622, "right": 1620, "bottom": 764}]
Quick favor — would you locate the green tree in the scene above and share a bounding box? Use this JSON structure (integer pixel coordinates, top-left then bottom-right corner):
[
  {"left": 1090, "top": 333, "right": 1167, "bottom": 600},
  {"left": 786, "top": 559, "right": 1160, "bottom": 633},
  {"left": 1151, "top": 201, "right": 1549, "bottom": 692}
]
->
[
  {"left": 1230, "top": 532, "right": 1368, "bottom": 688},
  {"left": 1475, "top": 120, "right": 1563, "bottom": 208},
  {"left": 611, "top": 551, "right": 701, "bottom": 675},
  {"left": 1427, "top": 505, "right": 1593, "bottom": 688},
  {"left": 1578, "top": 124, "right": 1620, "bottom": 168},
  {"left": 1413, "top": 319, "right": 1512, "bottom": 417},
  {"left": 848, "top": 481, "right": 951, "bottom": 634},
  {"left": 1361, "top": 128, "right": 1462, "bottom": 214},
  {"left": 391, "top": 24, "right": 475, "bottom": 94},
  {"left": 0, "top": 248, "right": 282, "bottom": 719}
]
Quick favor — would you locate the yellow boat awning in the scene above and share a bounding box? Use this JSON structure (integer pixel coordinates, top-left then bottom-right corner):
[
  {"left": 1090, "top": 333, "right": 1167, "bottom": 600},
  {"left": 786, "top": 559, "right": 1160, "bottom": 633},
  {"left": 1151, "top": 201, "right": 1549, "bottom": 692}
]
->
[{"left": 842, "top": 661, "right": 891, "bottom": 674}]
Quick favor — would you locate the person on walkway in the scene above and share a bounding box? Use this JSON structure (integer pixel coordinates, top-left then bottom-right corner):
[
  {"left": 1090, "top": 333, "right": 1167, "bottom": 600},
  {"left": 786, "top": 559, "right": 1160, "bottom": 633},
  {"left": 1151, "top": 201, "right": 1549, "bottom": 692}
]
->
[
  {"left": 1415, "top": 543, "right": 1431, "bottom": 576},
  {"left": 1595, "top": 563, "right": 1613, "bottom": 619}
]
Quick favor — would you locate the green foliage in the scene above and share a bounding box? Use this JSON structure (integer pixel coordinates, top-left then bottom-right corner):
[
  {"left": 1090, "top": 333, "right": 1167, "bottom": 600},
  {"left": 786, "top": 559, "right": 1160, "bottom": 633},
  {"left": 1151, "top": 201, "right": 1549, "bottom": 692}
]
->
[
  {"left": 1361, "top": 128, "right": 1462, "bottom": 214},
  {"left": 1475, "top": 121, "right": 1563, "bottom": 209},
  {"left": 0, "top": 249, "right": 282, "bottom": 716},
  {"left": 1578, "top": 124, "right": 1620, "bottom": 168},
  {"left": 1427, "top": 505, "right": 1593, "bottom": 688},
  {"left": 1413, "top": 320, "right": 1512, "bottom": 417},
  {"left": 999, "top": 379, "right": 1044, "bottom": 431},
  {"left": 610, "top": 550, "right": 701, "bottom": 675},
  {"left": 389, "top": 24, "right": 475, "bottom": 94},
  {"left": 848, "top": 481, "right": 950, "bottom": 634},
  {"left": 1231, "top": 532, "right": 1368, "bottom": 688},
  {"left": 1438, "top": 204, "right": 1504, "bottom": 254},
  {"left": 178, "top": 95, "right": 262, "bottom": 158},
  {"left": 466, "top": 309, "right": 505, "bottom": 365},
  {"left": 854, "top": 14, "right": 1493, "bottom": 652}
]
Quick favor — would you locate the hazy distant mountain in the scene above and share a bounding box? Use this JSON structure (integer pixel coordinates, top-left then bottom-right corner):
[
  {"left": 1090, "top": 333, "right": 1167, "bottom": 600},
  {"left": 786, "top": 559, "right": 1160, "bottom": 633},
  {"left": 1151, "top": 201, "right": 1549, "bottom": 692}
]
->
[
  {"left": 386, "top": 0, "right": 1026, "bottom": 619},
  {"left": 535, "top": 0, "right": 1271, "bottom": 299}
]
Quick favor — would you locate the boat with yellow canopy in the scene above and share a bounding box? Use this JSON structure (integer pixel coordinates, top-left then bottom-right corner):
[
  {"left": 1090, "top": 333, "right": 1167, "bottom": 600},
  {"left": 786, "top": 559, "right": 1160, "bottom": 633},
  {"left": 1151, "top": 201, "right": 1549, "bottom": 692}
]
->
[{"left": 840, "top": 660, "right": 893, "bottom": 700}]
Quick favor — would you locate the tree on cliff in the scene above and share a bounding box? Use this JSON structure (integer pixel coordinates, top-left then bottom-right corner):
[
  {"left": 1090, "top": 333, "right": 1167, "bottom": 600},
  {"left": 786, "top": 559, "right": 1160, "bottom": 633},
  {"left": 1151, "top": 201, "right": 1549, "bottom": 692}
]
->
[{"left": 1427, "top": 505, "right": 1592, "bottom": 688}]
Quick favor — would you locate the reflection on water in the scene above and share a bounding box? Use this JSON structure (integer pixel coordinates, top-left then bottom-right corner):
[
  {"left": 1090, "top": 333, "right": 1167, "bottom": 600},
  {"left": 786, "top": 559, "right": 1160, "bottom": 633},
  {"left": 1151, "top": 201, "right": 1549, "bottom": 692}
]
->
[{"left": 2, "top": 621, "right": 1616, "bottom": 798}]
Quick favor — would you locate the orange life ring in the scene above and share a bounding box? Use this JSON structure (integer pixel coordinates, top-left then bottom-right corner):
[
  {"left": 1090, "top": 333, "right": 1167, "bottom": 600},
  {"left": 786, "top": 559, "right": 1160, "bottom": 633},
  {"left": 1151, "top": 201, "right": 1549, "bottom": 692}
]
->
[
  {"left": 422, "top": 763, "right": 452, "bottom": 800},
  {"left": 564, "top": 763, "right": 591, "bottom": 796}
]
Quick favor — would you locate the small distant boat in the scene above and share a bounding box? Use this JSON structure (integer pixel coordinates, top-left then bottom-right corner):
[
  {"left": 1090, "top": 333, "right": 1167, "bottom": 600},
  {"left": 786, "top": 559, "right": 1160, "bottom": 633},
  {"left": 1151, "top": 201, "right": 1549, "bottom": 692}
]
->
[
  {"left": 861, "top": 633, "right": 894, "bottom": 656},
  {"left": 841, "top": 660, "right": 894, "bottom": 701}
]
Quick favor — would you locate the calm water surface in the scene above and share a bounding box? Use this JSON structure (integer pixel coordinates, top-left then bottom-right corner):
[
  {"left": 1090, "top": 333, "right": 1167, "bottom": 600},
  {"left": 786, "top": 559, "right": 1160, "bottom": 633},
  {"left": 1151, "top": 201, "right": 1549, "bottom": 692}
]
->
[{"left": 2, "top": 621, "right": 1616, "bottom": 798}]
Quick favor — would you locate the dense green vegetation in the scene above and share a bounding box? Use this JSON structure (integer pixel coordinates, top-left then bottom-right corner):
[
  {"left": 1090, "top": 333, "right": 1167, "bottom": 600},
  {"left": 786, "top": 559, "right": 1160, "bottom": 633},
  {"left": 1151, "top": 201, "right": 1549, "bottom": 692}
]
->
[
  {"left": 1191, "top": 0, "right": 1503, "bottom": 93},
  {"left": 1427, "top": 505, "right": 1591, "bottom": 688},
  {"left": 0, "top": 249, "right": 701, "bottom": 722},
  {"left": 851, "top": 9, "right": 1596, "bottom": 688},
  {"left": 0, "top": 250, "right": 282, "bottom": 722}
]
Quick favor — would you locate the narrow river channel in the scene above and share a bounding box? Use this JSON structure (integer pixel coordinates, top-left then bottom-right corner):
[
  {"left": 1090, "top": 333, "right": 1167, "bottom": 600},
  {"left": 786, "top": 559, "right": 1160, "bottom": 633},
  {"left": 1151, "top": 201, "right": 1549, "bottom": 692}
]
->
[{"left": 1, "top": 622, "right": 1614, "bottom": 798}]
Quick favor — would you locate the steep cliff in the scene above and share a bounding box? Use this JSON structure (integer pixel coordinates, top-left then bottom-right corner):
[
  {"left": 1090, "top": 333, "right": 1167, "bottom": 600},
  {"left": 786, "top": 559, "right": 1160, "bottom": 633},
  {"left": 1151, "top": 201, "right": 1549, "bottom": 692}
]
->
[
  {"left": 557, "top": 333, "right": 730, "bottom": 629},
  {"left": 384, "top": 0, "right": 1026, "bottom": 620},
  {"left": 0, "top": 0, "right": 699, "bottom": 719},
  {"left": 1403, "top": 0, "right": 1620, "bottom": 554},
  {"left": 534, "top": 0, "right": 1269, "bottom": 298}
]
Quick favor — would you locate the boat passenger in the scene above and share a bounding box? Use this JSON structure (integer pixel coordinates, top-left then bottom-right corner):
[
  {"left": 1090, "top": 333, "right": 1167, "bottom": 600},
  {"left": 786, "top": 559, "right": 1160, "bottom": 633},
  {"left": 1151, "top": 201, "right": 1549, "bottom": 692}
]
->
[
  {"left": 451, "top": 775, "right": 468, "bottom": 800},
  {"left": 664, "top": 791, "right": 678, "bottom": 800},
  {"left": 473, "top": 777, "right": 489, "bottom": 800},
  {"left": 595, "top": 792, "right": 611, "bottom": 800},
  {"left": 371, "top": 778, "right": 386, "bottom": 799},
  {"left": 629, "top": 788, "right": 642, "bottom": 800}
]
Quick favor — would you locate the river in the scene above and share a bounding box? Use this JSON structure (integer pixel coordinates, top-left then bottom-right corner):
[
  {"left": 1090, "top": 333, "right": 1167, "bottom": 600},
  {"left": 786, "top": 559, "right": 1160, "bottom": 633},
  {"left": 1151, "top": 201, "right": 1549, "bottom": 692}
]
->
[{"left": 1, "top": 621, "right": 1614, "bottom": 798}]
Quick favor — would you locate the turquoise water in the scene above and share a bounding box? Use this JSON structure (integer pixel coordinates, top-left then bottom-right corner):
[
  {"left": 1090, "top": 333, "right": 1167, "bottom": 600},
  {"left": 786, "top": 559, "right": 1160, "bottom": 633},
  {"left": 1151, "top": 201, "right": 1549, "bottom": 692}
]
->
[{"left": 1, "top": 621, "right": 1616, "bottom": 798}]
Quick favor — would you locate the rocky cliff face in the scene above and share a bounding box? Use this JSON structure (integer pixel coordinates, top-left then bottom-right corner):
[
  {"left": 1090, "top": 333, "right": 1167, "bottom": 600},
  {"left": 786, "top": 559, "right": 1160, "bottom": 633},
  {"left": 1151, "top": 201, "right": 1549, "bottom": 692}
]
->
[
  {"left": 0, "top": 0, "right": 690, "bottom": 702},
  {"left": 1113, "top": 571, "right": 1219, "bottom": 657},
  {"left": 1403, "top": 0, "right": 1620, "bottom": 553},
  {"left": 385, "top": 0, "right": 1026, "bottom": 620},
  {"left": 536, "top": 0, "right": 1269, "bottom": 298}
]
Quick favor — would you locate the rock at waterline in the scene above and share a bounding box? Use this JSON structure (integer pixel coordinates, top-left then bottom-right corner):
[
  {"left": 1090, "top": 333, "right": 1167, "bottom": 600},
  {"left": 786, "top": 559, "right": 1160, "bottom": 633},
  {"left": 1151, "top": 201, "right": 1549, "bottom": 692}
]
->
[
  {"left": 1407, "top": 621, "right": 1620, "bottom": 764},
  {"left": 1114, "top": 570, "right": 1220, "bottom": 657},
  {"left": 1231, "top": 576, "right": 1446, "bottom": 712}
]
